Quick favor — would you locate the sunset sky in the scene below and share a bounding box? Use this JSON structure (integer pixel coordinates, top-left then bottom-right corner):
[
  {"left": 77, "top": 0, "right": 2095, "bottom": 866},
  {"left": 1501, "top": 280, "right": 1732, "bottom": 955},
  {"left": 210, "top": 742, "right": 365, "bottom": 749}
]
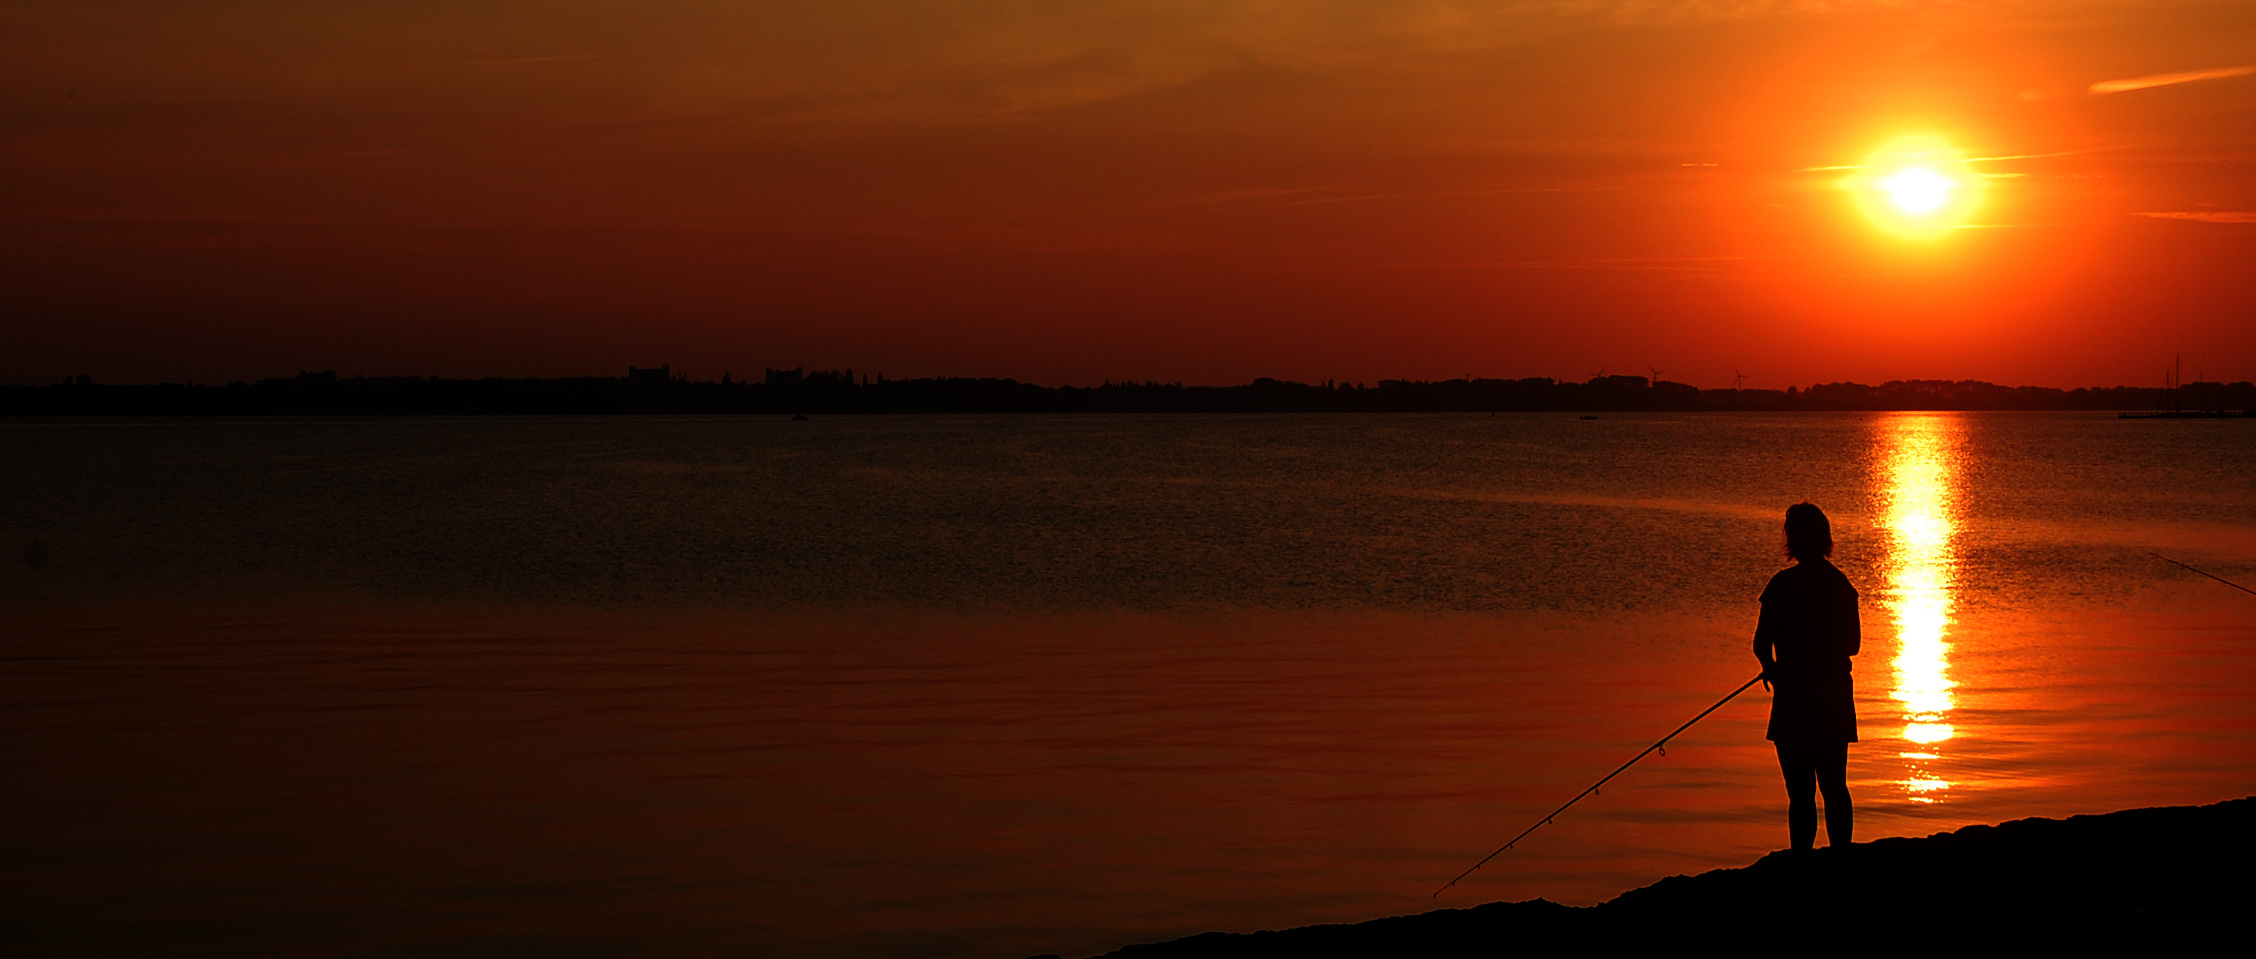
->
[{"left": 6, "top": 1, "right": 2252, "bottom": 388}]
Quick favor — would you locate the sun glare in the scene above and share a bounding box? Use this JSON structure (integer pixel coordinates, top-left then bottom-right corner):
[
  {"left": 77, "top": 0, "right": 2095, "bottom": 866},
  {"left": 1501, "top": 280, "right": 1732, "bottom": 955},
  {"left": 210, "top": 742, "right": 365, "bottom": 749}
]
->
[
  {"left": 1881, "top": 167, "right": 1954, "bottom": 215},
  {"left": 1879, "top": 414, "right": 1963, "bottom": 803},
  {"left": 1847, "top": 137, "right": 1982, "bottom": 238}
]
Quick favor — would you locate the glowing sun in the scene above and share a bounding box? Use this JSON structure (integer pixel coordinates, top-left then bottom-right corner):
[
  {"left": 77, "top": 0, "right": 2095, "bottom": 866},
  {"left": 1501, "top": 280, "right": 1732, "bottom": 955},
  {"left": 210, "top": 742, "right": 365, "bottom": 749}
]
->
[
  {"left": 1881, "top": 166, "right": 1955, "bottom": 215},
  {"left": 1849, "top": 138, "right": 1982, "bottom": 237}
]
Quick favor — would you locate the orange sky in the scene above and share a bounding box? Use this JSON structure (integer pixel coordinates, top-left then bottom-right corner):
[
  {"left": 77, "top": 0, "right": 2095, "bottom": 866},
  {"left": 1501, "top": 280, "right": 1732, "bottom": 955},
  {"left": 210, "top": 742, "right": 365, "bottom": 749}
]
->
[{"left": 5, "top": 1, "right": 2252, "bottom": 388}]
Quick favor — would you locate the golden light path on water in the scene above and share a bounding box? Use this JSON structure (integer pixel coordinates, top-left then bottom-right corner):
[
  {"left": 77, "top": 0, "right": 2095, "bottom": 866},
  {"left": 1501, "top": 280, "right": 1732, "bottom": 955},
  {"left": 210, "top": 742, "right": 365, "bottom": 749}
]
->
[{"left": 1877, "top": 414, "right": 1963, "bottom": 802}]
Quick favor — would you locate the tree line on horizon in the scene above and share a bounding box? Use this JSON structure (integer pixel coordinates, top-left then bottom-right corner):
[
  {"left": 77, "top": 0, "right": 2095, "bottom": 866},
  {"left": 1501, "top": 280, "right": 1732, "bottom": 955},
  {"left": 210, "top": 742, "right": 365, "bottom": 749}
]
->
[{"left": 5, "top": 366, "right": 2251, "bottom": 416}]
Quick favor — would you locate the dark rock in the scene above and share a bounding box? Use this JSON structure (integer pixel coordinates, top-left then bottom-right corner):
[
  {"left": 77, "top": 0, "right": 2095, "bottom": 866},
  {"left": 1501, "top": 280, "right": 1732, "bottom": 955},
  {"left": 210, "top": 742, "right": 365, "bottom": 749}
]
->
[{"left": 1088, "top": 797, "right": 2256, "bottom": 956}]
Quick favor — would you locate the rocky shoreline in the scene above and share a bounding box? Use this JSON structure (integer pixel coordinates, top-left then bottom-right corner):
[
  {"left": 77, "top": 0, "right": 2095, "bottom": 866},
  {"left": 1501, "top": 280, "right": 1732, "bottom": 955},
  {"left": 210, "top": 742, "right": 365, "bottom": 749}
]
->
[{"left": 1076, "top": 797, "right": 2255, "bottom": 956}]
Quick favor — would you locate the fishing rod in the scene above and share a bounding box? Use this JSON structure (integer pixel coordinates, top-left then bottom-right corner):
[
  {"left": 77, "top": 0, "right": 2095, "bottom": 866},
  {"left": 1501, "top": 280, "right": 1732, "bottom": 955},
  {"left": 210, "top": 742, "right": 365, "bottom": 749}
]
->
[
  {"left": 1432, "top": 554, "right": 2242, "bottom": 898},
  {"left": 2152, "top": 552, "right": 2256, "bottom": 598},
  {"left": 1433, "top": 672, "right": 1765, "bottom": 898}
]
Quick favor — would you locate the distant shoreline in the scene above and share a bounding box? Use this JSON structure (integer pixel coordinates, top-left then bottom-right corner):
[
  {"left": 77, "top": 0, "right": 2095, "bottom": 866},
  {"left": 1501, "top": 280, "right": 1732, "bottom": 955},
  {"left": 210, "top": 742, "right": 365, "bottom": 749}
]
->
[
  {"left": 7, "top": 369, "right": 2253, "bottom": 416},
  {"left": 1081, "top": 797, "right": 2256, "bottom": 956}
]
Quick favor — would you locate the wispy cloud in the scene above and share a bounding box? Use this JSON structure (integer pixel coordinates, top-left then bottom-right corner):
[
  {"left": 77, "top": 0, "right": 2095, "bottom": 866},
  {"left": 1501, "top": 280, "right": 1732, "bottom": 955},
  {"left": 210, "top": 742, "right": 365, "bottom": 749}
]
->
[
  {"left": 2134, "top": 211, "right": 2256, "bottom": 224},
  {"left": 1265, "top": 187, "right": 1616, "bottom": 208},
  {"left": 1356, "top": 255, "right": 1779, "bottom": 273},
  {"left": 2090, "top": 65, "right": 2255, "bottom": 95},
  {"left": 1806, "top": 146, "right": 2118, "bottom": 174},
  {"left": 1965, "top": 149, "right": 2100, "bottom": 162},
  {"left": 456, "top": 54, "right": 603, "bottom": 67}
]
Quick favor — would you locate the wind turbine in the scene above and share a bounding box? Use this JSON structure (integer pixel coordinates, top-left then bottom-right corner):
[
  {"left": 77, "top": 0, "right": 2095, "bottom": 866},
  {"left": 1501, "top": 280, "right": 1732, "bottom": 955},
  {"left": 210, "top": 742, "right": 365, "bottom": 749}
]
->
[
  {"left": 1732, "top": 367, "right": 1749, "bottom": 390},
  {"left": 1647, "top": 366, "right": 1667, "bottom": 387}
]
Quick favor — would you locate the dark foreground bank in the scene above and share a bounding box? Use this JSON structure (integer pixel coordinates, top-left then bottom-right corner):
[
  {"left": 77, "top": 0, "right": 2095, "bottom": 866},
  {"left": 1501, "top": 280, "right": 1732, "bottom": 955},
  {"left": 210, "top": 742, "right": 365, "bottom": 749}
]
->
[{"left": 1077, "top": 797, "right": 2256, "bottom": 956}]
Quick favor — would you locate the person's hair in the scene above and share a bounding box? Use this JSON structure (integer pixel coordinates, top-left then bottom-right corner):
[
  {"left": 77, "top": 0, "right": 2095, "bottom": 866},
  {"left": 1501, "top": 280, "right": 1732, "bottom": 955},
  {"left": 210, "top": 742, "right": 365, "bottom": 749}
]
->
[{"left": 1783, "top": 502, "right": 1833, "bottom": 561}]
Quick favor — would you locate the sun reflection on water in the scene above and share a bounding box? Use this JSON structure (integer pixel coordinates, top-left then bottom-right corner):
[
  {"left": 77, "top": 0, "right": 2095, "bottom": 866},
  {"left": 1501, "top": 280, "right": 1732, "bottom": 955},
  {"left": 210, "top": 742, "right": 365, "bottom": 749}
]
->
[{"left": 1878, "top": 415, "right": 1962, "bottom": 802}]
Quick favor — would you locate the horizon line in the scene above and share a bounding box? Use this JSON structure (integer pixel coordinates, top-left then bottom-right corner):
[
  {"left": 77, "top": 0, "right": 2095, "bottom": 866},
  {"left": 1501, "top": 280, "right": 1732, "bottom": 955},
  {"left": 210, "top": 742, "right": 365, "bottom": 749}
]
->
[{"left": 13, "top": 370, "right": 2252, "bottom": 393}]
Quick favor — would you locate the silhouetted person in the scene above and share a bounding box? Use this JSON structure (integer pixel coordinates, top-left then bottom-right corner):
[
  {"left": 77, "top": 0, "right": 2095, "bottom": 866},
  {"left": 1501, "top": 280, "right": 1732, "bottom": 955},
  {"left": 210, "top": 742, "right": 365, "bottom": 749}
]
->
[{"left": 1754, "top": 502, "right": 1859, "bottom": 851}]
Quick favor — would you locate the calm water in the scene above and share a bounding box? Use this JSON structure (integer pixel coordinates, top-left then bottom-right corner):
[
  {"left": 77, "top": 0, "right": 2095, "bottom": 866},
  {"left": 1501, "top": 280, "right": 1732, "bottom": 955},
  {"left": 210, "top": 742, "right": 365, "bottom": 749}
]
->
[{"left": 5, "top": 413, "right": 2254, "bottom": 956}]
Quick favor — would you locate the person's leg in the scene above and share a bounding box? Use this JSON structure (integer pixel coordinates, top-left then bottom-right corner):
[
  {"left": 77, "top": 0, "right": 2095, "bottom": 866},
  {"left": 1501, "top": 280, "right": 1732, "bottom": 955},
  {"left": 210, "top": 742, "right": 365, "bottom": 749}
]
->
[
  {"left": 1815, "top": 742, "right": 1852, "bottom": 847},
  {"left": 1775, "top": 742, "right": 1817, "bottom": 850}
]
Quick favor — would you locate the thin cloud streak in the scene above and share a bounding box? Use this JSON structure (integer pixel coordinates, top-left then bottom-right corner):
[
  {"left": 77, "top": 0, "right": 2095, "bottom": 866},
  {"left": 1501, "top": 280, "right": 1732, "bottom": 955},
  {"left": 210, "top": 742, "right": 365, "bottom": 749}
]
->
[
  {"left": 2089, "top": 65, "right": 2255, "bottom": 95},
  {"left": 1807, "top": 147, "right": 2116, "bottom": 173},
  {"left": 2134, "top": 211, "right": 2256, "bottom": 224},
  {"left": 1965, "top": 149, "right": 2108, "bottom": 162},
  {"left": 457, "top": 54, "right": 604, "bottom": 66},
  {"left": 1264, "top": 187, "right": 1622, "bottom": 208},
  {"left": 1356, "top": 255, "right": 1783, "bottom": 272}
]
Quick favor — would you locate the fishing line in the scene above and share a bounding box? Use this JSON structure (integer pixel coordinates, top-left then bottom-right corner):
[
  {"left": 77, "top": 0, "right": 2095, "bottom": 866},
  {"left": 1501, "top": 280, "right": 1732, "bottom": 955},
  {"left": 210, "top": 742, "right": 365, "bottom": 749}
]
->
[
  {"left": 1434, "top": 551, "right": 2244, "bottom": 898},
  {"left": 2151, "top": 552, "right": 2256, "bottom": 598},
  {"left": 1433, "top": 672, "right": 1765, "bottom": 897}
]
